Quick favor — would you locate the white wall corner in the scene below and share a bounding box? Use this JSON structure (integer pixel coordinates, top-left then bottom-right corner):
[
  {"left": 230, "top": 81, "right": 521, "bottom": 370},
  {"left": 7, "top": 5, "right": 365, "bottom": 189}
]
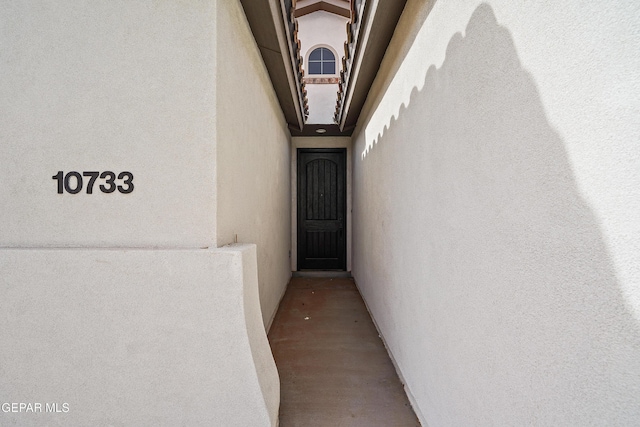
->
[{"left": 0, "top": 247, "right": 280, "bottom": 426}]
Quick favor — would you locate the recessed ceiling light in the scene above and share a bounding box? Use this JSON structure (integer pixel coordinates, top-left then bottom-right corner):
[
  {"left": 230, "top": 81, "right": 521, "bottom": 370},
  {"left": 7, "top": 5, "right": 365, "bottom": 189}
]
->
[{"left": 316, "top": 128, "right": 327, "bottom": 134}]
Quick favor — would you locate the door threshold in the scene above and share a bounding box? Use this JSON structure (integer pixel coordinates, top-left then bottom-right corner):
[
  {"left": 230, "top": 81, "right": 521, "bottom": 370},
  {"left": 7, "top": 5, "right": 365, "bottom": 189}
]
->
[{"left": 293, "top": 271, "right": 352, "bottom": 278}]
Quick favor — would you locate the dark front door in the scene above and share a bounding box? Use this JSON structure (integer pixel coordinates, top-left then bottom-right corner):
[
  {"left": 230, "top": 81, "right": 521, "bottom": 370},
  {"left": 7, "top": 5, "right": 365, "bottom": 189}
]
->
[{"left": 297, "top": 148, "right": 346, "bottom": 270}]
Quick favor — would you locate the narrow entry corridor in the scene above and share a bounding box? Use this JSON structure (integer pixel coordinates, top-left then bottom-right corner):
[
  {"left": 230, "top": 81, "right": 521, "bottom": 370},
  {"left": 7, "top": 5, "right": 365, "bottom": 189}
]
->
[{"left": 268, "top": 277, "right": 420, "bottom": 426}]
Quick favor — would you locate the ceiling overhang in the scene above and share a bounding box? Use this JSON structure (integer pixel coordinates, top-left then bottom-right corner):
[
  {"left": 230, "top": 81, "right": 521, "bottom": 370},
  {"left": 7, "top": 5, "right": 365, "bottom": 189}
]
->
[
  {"left": 240, "top": 0, "right": 307, "bottom": 131},
  {"left": 289, "top": 123, "right": 351, "bottom": 137},
  {"left": 335, "top": 0, "right": 407, "bottom": 131}
]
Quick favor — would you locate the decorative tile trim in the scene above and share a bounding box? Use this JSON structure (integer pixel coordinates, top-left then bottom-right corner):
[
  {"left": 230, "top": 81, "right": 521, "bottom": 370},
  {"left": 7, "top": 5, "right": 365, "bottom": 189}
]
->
[{"left": 303, "top": 77, "right": 340, "bottom": 84}]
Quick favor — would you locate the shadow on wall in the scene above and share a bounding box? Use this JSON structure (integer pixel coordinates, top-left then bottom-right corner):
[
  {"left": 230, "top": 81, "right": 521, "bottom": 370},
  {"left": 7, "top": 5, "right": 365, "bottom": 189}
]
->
[
  {"left": 356, "top": 3, "right": 640, "bottom": 424},
  {"left": 368, "top": 0, "right": 439, "bottom": 100}
]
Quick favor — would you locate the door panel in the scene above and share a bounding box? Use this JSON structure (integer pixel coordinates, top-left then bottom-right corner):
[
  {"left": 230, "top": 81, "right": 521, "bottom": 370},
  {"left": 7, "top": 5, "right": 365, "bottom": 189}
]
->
[{"left": 297, "top": 149, "right": 346, "bottom": 270}]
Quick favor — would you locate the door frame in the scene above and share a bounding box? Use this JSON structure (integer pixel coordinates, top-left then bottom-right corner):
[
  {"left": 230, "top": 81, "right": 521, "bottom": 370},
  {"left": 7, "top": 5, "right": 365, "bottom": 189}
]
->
[
  {"left": 297, "top": 148, "right": 347, "bottom": 270},
  {"left": 291, "top": 137, "right": 351, "bottom": 272}
]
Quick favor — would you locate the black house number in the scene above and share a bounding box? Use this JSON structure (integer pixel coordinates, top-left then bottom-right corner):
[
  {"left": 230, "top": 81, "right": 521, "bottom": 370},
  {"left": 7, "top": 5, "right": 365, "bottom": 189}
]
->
[{"left": 52, "top": 171, "right": 134, "bottom": 194}]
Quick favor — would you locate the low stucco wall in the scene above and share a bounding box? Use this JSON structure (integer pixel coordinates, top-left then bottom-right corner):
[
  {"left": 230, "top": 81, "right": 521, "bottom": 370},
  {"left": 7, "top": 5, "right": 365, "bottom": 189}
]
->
[
  {"left": 0, "top": 245, "right": 279, "bottom": 426},
  {"left": 352, "top": 0, "right": 640, "bottom": 425}
]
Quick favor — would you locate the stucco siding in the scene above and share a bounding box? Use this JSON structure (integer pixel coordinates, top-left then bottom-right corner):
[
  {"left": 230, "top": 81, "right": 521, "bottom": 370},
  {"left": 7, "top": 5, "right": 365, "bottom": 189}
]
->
[
  {"left": 352, "top": 1, "right": 640, "bottom": 425},
  {"left": 297, "top": 11, "right": 349, "bottom": 124},
  {"left": 0, "top": 0, "right": 217, "bottom": 248},
  {"left": 0, "top": 246, "right": 279, "bottom": 426},
  {"left": 0, "top": 1, "right": 280, "bottom": 425},
  {"left": 216, "top": 0, "right": 292, "bottom": 329}
]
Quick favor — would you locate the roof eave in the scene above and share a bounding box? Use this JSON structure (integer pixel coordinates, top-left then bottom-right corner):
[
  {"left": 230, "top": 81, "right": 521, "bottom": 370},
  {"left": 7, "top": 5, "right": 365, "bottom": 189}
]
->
[
  {"left": 240, "top": 0, "right": 307, "bottom": 131},
  {"left": 336, "top": 0, "right": 407, "bottom": 131}
]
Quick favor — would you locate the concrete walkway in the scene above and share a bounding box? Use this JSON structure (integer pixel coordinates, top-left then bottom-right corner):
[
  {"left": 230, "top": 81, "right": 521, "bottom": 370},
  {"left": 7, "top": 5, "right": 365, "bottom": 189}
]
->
[{"left": 268, "top": 277, "right": 420, "bottom": 426}]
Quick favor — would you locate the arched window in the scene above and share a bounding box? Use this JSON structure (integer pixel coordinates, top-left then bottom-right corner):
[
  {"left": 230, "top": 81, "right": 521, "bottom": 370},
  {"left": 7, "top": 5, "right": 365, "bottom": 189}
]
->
[{"left": 307, "top": 47, "right": 336, "bottom": 75}]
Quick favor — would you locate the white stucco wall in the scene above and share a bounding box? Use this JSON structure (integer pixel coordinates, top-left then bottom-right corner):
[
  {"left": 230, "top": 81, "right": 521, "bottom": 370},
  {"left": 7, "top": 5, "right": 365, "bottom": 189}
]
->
[
  {"left": 304, "top": 83, "right": 341, "bottom": 124},
  {"left": 0, "top": 0, "right": 217, "bottom": 248},
  {"left": 0, "top": 1, "right": 281, "bottom": 425},
  {"left": 297, "top": 11, "right": 348, "bottom": 124},
  {"left": 216, "top": 0, "right": 292, "bottom": 328},
  {"left": 297, "top": 11, "right": 348, "bottom": 75},
  {"left": 352, "top": 1, "right": 640, "bottom": 425},
  {"left": 0, "top": 245, "right": 279, "bottom": 426}
]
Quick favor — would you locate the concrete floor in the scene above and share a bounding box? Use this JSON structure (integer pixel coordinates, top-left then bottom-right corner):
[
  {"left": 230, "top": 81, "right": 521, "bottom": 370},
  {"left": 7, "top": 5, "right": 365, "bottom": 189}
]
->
[{"left": 268, "top": 277, "right": 420, "bottom": 427}]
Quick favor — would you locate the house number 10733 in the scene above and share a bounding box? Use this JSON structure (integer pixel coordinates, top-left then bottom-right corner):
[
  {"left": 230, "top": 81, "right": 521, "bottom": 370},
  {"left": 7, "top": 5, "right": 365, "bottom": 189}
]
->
[{"left": 52, "top": 171, "right": 134, "bottom": 194}]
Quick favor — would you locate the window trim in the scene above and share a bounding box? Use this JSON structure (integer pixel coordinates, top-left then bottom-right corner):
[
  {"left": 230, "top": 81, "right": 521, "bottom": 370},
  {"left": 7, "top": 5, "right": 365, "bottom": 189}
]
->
[{"left": 305, "top": 45, "right": 339, "bottom": 77}]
